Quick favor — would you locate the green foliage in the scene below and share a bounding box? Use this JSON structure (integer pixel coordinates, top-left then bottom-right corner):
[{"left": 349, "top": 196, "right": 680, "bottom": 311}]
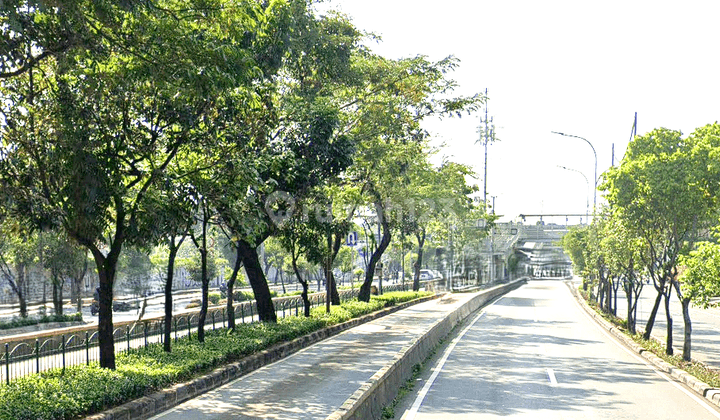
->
[
  {"left": 560, "top": 225, "right": 588, "bottom": 275},
  {"left": 680, "top": 242, "right": 720, "bottom": 308},
  {"left": 633, "top": 334, "right": 720, "bottom": 388},
  {"left": 208, "top": 292, "right": 222, "bottom": 305},
  {"left": 219, "top": 289, "right": 278, "bottom": 302},
  {"left": 0, "top": 313, "right": 83, "bottom": 331},
  {"left": 0, "top": 291, "right": 430, "bottom": 419}
]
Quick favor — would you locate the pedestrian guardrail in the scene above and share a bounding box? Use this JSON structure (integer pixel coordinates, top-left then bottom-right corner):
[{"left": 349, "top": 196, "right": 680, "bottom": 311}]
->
[{"left": 0, "top": 283, "right": 411, "bottom": 384}]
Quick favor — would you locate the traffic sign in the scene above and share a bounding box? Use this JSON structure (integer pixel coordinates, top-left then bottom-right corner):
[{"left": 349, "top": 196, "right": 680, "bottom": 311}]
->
[{"left": 346, "top": 231, "right": 358, "bottom": 246}]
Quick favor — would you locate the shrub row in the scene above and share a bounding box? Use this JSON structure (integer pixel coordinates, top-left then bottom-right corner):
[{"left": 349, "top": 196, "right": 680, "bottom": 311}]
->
[
  {"left": 0, "top": 313, "right": 83, "bottom": 331},
  {"left": 0, "top": 291, "right": 430, "bottom": 420}
]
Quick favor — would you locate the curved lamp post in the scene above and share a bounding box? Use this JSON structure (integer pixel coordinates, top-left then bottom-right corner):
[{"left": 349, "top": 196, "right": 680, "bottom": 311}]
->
[
  {"left": 558, "top": 165, "right": 589, "bottom": 224},
  {"left": 552, "top": 131, "right": 597, "bottom": 215}
]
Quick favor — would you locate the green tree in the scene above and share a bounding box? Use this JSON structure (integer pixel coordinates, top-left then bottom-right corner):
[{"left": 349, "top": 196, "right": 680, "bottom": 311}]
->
[
  {"left": 278, "top": 207, "right": 315, "bottom": 317},
  {"left": 602, "top": 125, "right": 720, "bottom": 360},
  {"left": 39, "top": 231, "right": 89, "bottom": 316},
  {"left": 600, "top": 210, "right": 644, "bottom": 333},
  {"left": 680, "top": 241, "right": 720, "bottom": 310},
  {"left": 0, "top": 0, "right": 287, "bottom": 369},
  {"left": 117, "top": 247, "right": 153, "bottom": 299},
  {"left": 561, "top": 225, "right": 588, "bottom": 286},
  {"left": 340, "top": 54, "right": 481, "bottom": 302},
  {"left": 0, "top": 223, "right": 37, "bottom": 318},
  {"left": 334, "top": 245, "right": 355, "bottom": 286},
  {"left": 142, "top": 182, "right": 195, "bottom": 352},
  {"left": 204, "top": 6, "right": 361, "bottom": 322},
  {"left": 188, "top": 199, "right": 218, "bottom": 342}
]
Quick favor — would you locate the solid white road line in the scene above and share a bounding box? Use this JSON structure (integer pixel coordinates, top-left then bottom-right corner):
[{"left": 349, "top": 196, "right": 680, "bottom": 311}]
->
[
  {"left": 403, "top": 297, "right": 502, "bottom": 420},
  {"left": 568, "top": 286, "right": 720, "bottom": 419}
]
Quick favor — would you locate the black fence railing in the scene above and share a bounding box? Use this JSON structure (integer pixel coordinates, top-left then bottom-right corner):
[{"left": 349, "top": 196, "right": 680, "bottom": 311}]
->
[{"left": 0, "top": 283, "right": 413, "bottom": 384}]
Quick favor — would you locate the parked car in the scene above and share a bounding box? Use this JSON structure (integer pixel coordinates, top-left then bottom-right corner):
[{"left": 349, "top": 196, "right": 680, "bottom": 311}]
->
[{"left": 419, "top": 269, "right": 438, "bottom": 280}]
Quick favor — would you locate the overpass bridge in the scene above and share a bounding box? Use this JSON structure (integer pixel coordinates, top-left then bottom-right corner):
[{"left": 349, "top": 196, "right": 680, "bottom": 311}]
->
[{"left": 477, "top": 214, "right": 583, "bottom": 282}]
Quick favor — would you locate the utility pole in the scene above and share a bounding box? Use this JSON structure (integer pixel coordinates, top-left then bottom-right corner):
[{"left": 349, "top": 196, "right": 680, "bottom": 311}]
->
[
  {"left": 477, "top": 88, "right": 495, "bottom": 212},
  {"left": 477, "top": 90, "right": 497, "bottom": 285}
]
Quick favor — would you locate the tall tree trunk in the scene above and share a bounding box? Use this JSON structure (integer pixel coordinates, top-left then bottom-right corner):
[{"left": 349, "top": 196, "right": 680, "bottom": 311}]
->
[
  {"left": 163, "top": 239, "right": 180, "bottom": 353},
  {"left": 324, "top": 231, "right": 333, "bottom": 312},
  {"left": 643, "top": 288, "right": 663, "bottom": 340},
  {"left": 51, "top": 270, "right": 65, "bottom": 317},
  {"left": 327, "top": 230, "right": 342, "bottom": 305},
  {"left": 70, "top": 276, "right": 78, "bottom": 308},
  {"left": 664, "top": 291, "right": 673, "bottom": 356},
  {"left": 413, "top": 229, "right": 426, "bottom": 292},
  {"left": 226, "top": 243, "right": 243, "bottom": 330},
  {"left": 291, "top": 256, "right": 311, "bottom": 317},
  {"left": 629, "top": 280, "right": 642, "bottom": 335},
  {"left": 72, "top": 277, "right": 81, "bottom": 313},
  {"left": 358, "top": 205, "right": 392, "bottom": 302},
  {"left": 53, "top": 277, "right": 65, "bottom": 317},
  {"left": 238, "top": 239, "right": 276, "bottom": 322},
  {"left": 163, "top": 234, "right": 187, "bottom": 352},
  {"left": 198, "top": 246, "right": 208, "bottom": 342},
  {"left": 74, "top": 252, "right": 88, "bottom": 314},
  {"left": 672, "top": 280, "right": 692, "bottom": 361},
  {"left": 91, "top": 249, "right": 118, "bottom": 370},
  {"left": 191, "top": 202, "right": 212, "bottom": 343},
  {"left": 612, "top": 277, "right": 619, "bottom": 316},
  {"left": 52, "top": 279, "right": 60, "bottom": 316},
  {"left": 605, "top": 274, "right": 612, "bottom": 313},
  {"left": 6, "top": 263, "right": 29, "bottom": 318},
  {"left": 623, "top": 280, "right": 635, "bottom": 334},
  {"left": 680, "top": 297, "right": 692, "bottom": 361}
]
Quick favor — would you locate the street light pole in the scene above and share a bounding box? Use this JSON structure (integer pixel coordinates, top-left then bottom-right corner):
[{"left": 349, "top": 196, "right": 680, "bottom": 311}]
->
[
  {"left": 552, "top": 131, "right": 597, "bottom": 215},
  {"left": 557, "top": 165, "right": 589, "bottom": 224}
]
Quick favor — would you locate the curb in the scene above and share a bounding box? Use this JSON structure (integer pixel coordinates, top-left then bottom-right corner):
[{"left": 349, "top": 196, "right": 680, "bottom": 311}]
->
[
  {"left": 84, "top": 294, "right": 440, "bottom": 420},
  {"left": 565, "top": 281, "right": 720, "bottom": 407},
  {"left": 326, "top": 279, "right": 528, "bottom": 420}
]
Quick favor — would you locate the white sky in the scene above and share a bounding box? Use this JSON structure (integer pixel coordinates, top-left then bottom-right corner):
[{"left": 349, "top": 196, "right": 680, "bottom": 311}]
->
[{"left": 319, "top": 0, "right": 720, "bottom": 223}]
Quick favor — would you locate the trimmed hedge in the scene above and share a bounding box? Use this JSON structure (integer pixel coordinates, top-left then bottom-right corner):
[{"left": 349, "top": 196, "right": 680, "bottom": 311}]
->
[
  {"left": 0, "top": 291, "right": 430, "bottom": 420},
  {"left": 0, "top": 313, "right": 83, "bottom": 331}
]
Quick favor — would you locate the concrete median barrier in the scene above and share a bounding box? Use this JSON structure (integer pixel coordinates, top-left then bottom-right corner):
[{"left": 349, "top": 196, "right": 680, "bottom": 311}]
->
[{"left": 326, "top": 278, "right": 527, "bottom": 420}]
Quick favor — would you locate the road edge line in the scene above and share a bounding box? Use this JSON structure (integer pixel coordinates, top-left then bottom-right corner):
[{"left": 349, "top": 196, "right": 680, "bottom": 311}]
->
[
  {"left": 564, "top": 280, "right": 720, "bottom": 413},
  {"left": 325, "top": 279, "right": 527, "bottom": 420}
]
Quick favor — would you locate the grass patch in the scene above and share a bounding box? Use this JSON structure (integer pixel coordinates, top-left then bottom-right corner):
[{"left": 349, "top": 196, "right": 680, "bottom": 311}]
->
[
  {"left": 631, "top": 334, "right": 720, "bottom": 387},
  {"left": 0, "top": 291, "right": 431, "bottom": 420},
  {"left": 577, "top": 285, "right": 720, "bottom": 388}
]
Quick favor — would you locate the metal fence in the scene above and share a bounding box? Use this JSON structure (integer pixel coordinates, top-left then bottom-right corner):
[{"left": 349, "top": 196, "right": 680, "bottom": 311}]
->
[{"left": 0, "top": 283, "right": 410, "bottom": 384}]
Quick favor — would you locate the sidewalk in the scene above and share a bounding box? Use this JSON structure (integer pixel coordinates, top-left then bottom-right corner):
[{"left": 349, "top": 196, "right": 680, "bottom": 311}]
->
[{"left": 144, "top": 293, "right": 475, "bottom": 420}]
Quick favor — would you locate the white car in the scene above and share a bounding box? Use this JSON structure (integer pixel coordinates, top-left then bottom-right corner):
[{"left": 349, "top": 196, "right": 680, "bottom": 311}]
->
[{"left": 419, "top": 269, "right": 438, "bottom": 280}]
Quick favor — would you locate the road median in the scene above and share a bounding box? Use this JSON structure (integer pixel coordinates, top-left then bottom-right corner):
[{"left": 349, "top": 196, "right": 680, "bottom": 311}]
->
[
  {"left": 326, "top": 278, "right": 527, "bottom": 420},
  {"left": 83, "top": 292, "right": 438, "bottom": 420}
]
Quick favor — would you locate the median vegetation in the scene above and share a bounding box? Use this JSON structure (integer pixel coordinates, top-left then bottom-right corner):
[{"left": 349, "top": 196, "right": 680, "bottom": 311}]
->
[
  {"left": 0, "top": 291, "right": 430, "bottom": 420},
  {"left": 0, "top": 312, "right": 83, "bottom": 331}
]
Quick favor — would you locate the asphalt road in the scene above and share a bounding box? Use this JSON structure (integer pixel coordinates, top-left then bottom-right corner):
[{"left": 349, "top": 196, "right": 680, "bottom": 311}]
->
[{"left": 400, "top": 280, "right": 720, "bottom": 420}]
